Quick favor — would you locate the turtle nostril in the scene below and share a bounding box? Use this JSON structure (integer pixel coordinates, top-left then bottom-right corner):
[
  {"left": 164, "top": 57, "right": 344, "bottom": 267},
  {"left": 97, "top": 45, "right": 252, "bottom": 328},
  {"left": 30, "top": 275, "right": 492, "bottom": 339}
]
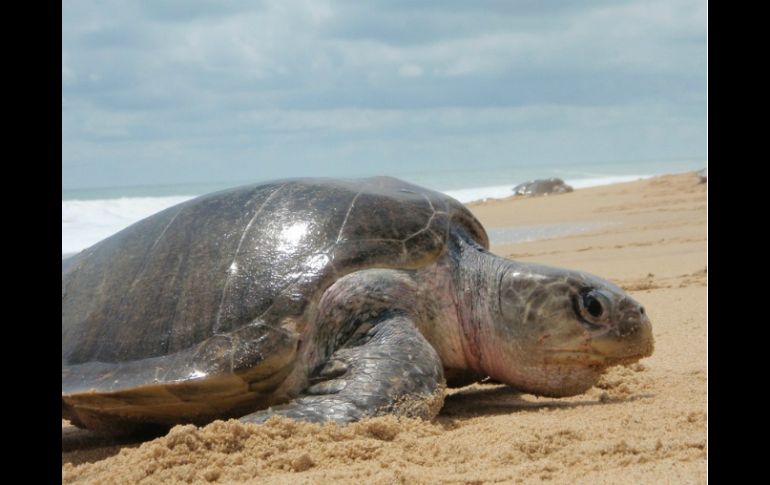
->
[{"left": 640, "top": 306, "right": 645, "bottom": 315}]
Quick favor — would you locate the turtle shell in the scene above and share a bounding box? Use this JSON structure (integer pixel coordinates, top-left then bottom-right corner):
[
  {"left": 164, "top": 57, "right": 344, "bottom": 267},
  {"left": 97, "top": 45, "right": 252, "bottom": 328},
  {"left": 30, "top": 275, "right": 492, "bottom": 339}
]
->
[{"left": 62, "top": 177, "right": 488, "bottom": 398}]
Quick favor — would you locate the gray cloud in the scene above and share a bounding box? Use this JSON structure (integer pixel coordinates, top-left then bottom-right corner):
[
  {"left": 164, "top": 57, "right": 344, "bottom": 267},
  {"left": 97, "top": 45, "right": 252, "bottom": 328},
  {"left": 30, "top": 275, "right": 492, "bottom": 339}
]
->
[{"left": 62, "top": 0, "right": 707, "bottom": 189}]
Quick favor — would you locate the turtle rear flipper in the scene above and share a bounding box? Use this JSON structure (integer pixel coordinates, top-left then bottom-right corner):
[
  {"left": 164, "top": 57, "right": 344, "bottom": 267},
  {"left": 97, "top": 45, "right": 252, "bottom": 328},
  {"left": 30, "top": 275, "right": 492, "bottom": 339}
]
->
[
  {"left": 62, "top": 322, "right": 299, "bottom": 435},
  {"left": 240, "top": 312, "right": 446, "bottom": 424}
]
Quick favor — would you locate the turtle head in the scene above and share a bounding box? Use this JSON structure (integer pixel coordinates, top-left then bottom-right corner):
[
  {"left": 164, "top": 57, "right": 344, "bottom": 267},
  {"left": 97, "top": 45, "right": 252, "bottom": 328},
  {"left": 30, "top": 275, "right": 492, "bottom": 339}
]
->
[{"left": 476, "top": 261, "right": 653, "bottom": 397}]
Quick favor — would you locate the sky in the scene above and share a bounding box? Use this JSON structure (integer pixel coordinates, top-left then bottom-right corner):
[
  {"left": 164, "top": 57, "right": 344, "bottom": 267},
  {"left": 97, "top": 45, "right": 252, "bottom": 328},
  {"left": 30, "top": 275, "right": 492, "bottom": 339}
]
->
[{"left": 62, "top": 0, "right": 707, "bottom": 190}]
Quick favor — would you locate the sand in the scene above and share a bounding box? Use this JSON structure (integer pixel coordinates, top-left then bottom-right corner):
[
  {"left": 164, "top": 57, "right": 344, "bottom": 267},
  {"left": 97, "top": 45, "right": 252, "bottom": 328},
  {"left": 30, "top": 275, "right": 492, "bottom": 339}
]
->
[{"left": 62, "top": 171, "right": 707, "bottom": 484}]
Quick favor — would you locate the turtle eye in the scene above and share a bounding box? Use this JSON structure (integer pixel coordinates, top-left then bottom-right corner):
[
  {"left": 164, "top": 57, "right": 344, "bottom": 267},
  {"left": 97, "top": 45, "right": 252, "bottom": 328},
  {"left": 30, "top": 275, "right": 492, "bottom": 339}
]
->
[
  {"left": 577, "top": 289, "right": 610, "bottom": 324},
  {"left": 584, "top": 294, "right": 603, "bottom": 318}
]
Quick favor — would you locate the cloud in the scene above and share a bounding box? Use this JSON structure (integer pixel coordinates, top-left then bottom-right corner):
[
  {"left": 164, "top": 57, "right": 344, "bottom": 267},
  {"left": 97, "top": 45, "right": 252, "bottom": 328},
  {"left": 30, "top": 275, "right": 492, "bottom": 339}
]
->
[
  {"left": 62, "top": 0, "right": 707, "bottom": 189},
  {"left": 398, "top": 63, "right": 424, "bottom": 78}
]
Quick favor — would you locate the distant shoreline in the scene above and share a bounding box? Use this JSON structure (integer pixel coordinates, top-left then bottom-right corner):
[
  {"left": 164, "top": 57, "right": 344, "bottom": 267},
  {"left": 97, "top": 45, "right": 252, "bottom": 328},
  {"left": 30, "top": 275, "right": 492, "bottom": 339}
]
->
[{"left": 61, "top": 169, "right": 704, "bottom": 256}]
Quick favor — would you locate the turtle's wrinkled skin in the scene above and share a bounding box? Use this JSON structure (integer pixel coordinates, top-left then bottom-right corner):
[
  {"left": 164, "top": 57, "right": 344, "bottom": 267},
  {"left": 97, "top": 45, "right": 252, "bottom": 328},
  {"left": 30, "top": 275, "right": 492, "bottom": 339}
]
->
[{"left": 62, "top": 177, "right": 653, "bottom": 435}]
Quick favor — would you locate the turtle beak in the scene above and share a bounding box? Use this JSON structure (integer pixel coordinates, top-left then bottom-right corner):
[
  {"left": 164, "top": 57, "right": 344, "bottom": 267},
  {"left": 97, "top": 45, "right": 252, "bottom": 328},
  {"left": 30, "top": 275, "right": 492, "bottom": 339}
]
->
[{"left": 589, "top": 305, "right": 654, "bottom": 362}]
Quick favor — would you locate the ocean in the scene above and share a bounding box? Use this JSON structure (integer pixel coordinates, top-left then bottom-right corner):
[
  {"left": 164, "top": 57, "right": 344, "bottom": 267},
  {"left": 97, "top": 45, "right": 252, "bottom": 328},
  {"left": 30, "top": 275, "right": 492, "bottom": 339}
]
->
[{"left": 62, "top": 159, "right": 704, "bottom": 256}]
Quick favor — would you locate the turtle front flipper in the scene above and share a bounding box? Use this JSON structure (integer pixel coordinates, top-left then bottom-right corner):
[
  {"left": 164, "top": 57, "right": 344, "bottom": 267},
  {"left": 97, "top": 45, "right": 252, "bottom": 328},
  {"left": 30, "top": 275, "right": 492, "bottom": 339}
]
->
[{"left": 240, "top": 311, "right": 446, "bottom": 424}]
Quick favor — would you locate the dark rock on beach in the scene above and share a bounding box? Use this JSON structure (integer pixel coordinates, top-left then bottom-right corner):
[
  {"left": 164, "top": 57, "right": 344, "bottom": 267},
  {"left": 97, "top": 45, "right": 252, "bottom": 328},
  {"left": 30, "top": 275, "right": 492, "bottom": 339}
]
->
[{"left": 512, "top": 178, "right": 574, "bottom": 197}]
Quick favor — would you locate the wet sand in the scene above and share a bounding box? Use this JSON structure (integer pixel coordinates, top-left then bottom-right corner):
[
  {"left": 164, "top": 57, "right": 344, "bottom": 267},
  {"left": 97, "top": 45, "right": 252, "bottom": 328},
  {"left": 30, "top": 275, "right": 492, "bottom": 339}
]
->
[{"left": 62, "top": 171, "right": 707, "bottom": 484}]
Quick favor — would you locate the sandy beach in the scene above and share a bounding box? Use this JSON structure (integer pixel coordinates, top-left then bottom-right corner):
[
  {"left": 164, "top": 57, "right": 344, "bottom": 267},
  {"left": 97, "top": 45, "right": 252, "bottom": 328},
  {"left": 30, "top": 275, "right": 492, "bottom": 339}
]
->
[{"left": 62, "top": 171, "right": 707, "bottom": 484}]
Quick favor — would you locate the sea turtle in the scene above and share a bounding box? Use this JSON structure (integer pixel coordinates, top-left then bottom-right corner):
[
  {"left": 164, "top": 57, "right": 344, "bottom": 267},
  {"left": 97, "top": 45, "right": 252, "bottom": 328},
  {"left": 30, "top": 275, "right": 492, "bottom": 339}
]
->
[
  {"left": 513, "top": 178, "right": 574, "bottom": 196},
  {"left": 62, "top": 177, "right": 653, "bottom": 435}
]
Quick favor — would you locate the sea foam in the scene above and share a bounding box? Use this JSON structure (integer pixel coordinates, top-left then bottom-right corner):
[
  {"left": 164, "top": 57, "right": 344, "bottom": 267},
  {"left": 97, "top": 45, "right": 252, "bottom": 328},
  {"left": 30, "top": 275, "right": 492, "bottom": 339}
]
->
[{"left": 62, "top": 196, "right": 195, "bottom": 256}]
